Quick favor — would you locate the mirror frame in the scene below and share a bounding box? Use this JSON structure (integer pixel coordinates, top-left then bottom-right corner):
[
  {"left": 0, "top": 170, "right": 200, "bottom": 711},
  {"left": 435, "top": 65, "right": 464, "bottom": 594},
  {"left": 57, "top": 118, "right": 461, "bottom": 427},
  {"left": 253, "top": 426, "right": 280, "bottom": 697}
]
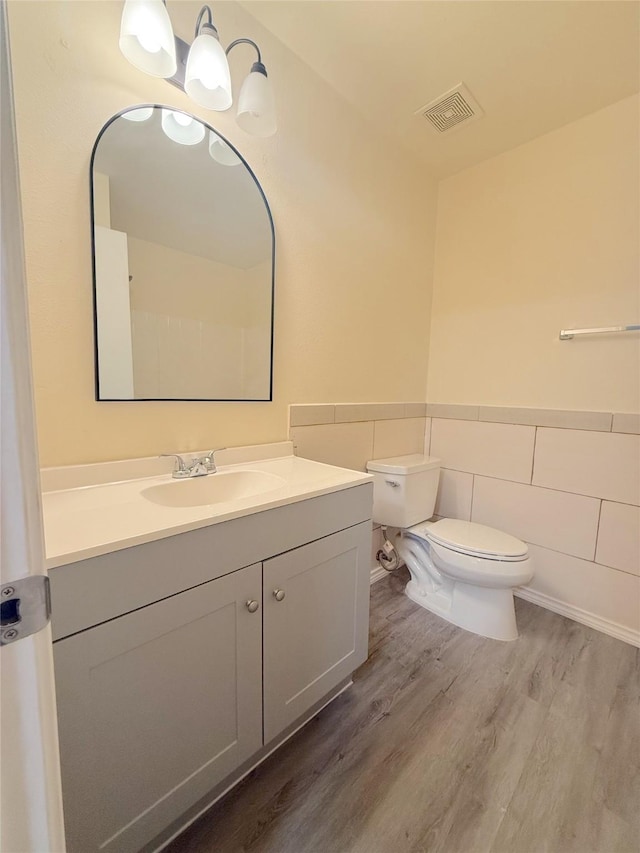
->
[{"left": 89, "top": 104, "right": 275, "bottom": 402}]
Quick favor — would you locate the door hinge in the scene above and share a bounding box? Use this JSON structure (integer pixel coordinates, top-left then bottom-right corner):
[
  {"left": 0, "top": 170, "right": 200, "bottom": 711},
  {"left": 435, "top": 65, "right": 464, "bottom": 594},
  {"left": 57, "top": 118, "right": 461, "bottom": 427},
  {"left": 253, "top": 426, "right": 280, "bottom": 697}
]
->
[{"left": 1, "top": 576, "right": 51, "bottom": 646}]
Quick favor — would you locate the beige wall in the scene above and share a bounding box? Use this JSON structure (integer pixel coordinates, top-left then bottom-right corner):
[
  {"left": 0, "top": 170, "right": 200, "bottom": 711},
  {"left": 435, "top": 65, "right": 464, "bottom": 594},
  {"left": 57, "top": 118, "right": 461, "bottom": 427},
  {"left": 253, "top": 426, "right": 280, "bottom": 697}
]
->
[
  {"left": 8, "top": 0, "right": 437, "bottom": 466},
  {"left": 425, "top": 98, "right": 640, "bottom": 643},
  {"left": 427, "top": 94, "right": 640, "bottom": 413}
]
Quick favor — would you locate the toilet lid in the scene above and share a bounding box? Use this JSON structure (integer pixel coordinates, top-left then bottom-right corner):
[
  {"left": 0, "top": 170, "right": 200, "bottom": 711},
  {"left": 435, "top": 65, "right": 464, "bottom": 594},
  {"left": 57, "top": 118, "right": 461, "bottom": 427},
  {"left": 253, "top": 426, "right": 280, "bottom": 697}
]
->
[{"left": 418, "top": 519, "right": 528, "bottom": 559}]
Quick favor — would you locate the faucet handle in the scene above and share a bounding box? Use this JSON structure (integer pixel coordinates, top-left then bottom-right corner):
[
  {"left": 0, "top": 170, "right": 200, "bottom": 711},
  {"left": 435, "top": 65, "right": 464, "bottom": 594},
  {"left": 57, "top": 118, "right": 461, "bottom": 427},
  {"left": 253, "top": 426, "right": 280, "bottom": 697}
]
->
[
  {"left": 202, "top": 447, "right": 227, "bottom": 472},
  {"left": 159, "top": 453, "right": 189, "bottom": 478}
]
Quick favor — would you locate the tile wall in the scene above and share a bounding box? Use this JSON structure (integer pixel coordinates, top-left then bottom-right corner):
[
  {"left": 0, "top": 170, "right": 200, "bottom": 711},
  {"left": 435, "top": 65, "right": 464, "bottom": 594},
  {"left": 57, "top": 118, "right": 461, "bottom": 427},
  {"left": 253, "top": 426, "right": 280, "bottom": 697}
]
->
[
  {"left": 289, "top": 403, "right": 430, "bottom": 470},
  {"left": 289, "top": 403, "right": 431, "bottom": 575},
  {"left": 427, "top": 407, "right": 639, "bottom": 644},
  {"left": 289, "top": 403, "right": 640, "bottom": 645}
]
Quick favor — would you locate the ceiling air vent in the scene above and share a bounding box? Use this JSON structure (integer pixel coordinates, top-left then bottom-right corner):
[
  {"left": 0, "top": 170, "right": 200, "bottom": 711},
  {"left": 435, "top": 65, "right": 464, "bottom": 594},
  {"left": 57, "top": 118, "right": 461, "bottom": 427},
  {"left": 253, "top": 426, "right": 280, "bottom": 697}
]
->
[{"left": 416, "top": 83, "right": 484, "bottom": 133}]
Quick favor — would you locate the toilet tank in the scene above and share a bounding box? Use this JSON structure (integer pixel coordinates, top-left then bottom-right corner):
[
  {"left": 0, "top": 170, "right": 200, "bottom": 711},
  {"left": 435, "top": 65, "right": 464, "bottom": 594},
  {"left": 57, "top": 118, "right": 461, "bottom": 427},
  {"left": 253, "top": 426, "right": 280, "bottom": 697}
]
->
[{"left": 366, "top": 454, "right": 441, "bottom": 528}]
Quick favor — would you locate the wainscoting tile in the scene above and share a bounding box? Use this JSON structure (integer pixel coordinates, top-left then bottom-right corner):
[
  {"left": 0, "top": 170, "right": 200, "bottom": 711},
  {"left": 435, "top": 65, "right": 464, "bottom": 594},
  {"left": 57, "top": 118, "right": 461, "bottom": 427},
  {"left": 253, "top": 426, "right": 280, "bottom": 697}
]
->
[
  {"left": 424, "top": 418, "right": 432, "bottom": 456},
  {"left": 612, "top": 413, "right": 640, "bottom": 435},
  {"left": 471, "top": 476, "right": 600, "bottom": 560},
  {"left": 426, "top": 403, "right": 479, "bottom": 421},
  {"left": 372, "top": 418, "right": 426, "bottom": 460},
  {"left": 290, "top": 422, "right": 374, "bottom": 472},
  {"left": 478, "top": 407, "right": 612, "bottom": 432},
  {"left": 289, "top": 405, "right": 335, "bottom": 427},
  {"left": 404, "top": 403, "right": 427, "bottom": 418},
  {"left": 522, "top": 545, "right": 640, "bottom": 636},
  {"left": 596, "top": 502, "right": 640, "bottom": 576},
  {"left": 335, "top": 403, "right": 405, "bottom": 423},
  {"left": 435, "top": 469, "right": 473, "bottom": 521},
  {"left": 430, "top": 419, "right": 535, "bottom": 484},
  {"left": 533, "top": 429, "right": 640, "bottom": 506}
]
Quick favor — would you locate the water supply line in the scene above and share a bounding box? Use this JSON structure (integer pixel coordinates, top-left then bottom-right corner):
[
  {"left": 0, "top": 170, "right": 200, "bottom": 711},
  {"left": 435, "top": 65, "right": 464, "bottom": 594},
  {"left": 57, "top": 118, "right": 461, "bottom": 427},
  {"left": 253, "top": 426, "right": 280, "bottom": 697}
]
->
[{"left": 376, "top": 526, "right": 400, "bottom": 572}]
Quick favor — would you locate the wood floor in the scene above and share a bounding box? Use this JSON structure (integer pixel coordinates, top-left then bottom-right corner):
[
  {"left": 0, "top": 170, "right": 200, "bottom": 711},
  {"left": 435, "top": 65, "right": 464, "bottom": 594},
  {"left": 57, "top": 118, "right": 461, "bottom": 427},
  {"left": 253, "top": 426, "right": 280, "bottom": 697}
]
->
[{"left": 167, "top": 569, "right": 640, "bottom": 853}]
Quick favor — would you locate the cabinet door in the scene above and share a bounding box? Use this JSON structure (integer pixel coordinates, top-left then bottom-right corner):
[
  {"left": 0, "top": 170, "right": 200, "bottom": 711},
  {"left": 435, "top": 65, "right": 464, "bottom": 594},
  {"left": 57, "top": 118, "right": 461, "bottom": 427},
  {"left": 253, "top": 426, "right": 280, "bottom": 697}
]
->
[
  {"left": 54, "top": 563, "right": 262, "bottom": 853},
  {"left": 263, "top": 522, "right": 371, "bottom": 742}
]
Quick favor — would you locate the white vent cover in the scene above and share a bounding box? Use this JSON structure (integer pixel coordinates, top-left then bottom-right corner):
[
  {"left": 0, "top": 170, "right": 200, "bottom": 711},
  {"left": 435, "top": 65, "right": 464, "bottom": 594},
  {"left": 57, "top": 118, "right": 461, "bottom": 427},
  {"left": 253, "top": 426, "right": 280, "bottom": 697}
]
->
[{"left": 416, "top": 83, "right": 484, "bottom": 133}]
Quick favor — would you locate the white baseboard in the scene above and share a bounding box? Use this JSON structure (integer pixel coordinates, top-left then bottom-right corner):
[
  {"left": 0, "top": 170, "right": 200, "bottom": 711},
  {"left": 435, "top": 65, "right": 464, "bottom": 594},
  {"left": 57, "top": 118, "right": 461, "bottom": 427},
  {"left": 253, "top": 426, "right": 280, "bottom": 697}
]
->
[
  {"left": 515, "top": 586, "right": 640, "bottom": 648},
  {"left": 370, "top": 569, "right": 639, "bottom": 647},
  {"left": 370, "top": 565, "right": 390, "bottom": 584}
]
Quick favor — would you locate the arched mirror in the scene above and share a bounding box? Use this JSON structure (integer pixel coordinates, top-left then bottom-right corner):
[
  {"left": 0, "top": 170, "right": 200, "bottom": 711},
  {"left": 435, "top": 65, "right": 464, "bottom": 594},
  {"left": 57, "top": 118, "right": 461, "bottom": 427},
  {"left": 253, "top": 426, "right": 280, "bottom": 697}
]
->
[{"left": 90, "top": 105, "right": 274, "bottom": 401}]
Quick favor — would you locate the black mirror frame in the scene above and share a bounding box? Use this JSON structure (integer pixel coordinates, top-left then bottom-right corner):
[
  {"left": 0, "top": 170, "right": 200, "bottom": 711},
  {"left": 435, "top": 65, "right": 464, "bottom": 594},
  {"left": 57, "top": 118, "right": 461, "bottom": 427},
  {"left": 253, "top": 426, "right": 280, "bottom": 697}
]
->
[{"left": 89, "top": 104, "right": 275, "bottom": 402}]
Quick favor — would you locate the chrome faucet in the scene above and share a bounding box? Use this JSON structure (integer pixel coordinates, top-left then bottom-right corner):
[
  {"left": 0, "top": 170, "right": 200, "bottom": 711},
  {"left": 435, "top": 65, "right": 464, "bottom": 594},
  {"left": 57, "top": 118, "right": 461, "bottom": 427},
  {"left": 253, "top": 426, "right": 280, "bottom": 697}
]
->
[
  {"left": 160, "top": 454, "right": 191, "bottom": 479},
  {"left": 160, "top": 448, "right": 226, "bottom": 479},
  {"left": 200, "top": 448, "right": 227, "bottom": 473}
]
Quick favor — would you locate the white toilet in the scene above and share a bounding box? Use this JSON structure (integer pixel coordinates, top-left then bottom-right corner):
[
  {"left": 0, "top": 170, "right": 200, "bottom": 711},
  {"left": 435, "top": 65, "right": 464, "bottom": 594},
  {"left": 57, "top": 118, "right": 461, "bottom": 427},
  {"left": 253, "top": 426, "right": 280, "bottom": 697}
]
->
[{"left": 366, "top": 454, "right": 534, "bottom": 641}]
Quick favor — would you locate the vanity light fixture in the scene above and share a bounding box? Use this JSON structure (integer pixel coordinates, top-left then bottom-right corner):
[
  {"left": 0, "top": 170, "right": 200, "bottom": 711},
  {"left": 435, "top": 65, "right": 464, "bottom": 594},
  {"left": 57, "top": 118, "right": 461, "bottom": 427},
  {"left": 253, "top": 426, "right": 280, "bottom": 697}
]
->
[
  {"left": 119, "top": 0, "right": 177, "bottom": 78},
  {"left": 184, "top": 6, "right": 232, "bottom": 111},
  {"left": 121, "top": 106, "right": 154, "bottom": 121},
  {"left": 208, "top": 130, "right": 241, "bottom": 166},
  {"left": 234, "top": 42, "right": 276, "bottom": 138},
  {"left": 161, "top": 109, "right": 206, "bottom": 145},
  {"left": 119, "top": 1, "right": 277, "bottom": 136}
]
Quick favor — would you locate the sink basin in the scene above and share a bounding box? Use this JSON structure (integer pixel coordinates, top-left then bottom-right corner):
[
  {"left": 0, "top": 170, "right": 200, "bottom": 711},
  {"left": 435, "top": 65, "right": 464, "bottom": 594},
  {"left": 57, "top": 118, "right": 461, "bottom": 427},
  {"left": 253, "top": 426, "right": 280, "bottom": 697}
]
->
[{"left": 142, "top": 470, "right": 286, "bottom": 508}]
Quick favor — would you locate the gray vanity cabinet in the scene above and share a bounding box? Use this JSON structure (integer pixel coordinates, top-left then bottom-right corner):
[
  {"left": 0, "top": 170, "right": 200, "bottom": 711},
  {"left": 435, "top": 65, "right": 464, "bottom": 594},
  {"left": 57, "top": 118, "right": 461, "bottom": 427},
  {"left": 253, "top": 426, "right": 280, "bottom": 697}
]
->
[
  {"left": 263, "top": 523, "right": 371, "bottom": 742},
  {"left": 54, "top": 563, "right": 263, "bottom": 853},
  {"left": 51, "top": 485, "right": 373, "bottom": 853}
]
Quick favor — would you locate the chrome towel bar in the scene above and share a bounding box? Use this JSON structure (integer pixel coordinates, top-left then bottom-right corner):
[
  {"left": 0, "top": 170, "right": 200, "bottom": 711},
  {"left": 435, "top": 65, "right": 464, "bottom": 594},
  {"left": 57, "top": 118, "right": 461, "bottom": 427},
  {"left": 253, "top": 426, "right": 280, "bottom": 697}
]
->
[{"left": 559, "top": 324, "right": 640, "bottom": 341}]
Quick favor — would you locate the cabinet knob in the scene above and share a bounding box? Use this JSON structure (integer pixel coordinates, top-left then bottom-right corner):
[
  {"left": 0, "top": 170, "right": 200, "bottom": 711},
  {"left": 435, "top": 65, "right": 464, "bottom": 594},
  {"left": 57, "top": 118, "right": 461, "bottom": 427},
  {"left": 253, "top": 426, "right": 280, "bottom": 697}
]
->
[
  {"left": 273, "top": 589, "right": 286, "bottom": 602},
  {"left": 246, "top": 600, "right": 259, "bottom": 613}
]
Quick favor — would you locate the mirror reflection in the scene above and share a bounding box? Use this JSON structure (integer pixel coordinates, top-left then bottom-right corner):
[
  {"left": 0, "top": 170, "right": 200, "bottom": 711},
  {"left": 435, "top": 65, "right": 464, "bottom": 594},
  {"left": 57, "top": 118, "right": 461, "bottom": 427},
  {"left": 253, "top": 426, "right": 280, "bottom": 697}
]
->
[{"left": 91, "top": 106, "right": 274, "bottom": 401}]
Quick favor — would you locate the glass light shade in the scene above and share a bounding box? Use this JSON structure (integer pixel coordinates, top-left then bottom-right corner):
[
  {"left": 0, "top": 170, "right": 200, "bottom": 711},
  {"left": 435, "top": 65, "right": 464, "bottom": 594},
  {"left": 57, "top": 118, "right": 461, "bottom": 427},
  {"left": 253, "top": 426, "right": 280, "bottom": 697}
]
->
[
  {"left": 236, "top": 70, "right": 276, "bottom": 137},
  {"left": 208, "top": 131, "right": 241, "bottom": 166},
  {"left": 184, "top": 30, "right": 232, "bottom": 111},
  {"left": 119, "top": 0, "right": 177, "bottom": 78},
  {"left": 121, "top": 106, "right": 154, "bottom": 122},
  {"left": 161, "top": 110, "right": 205, "bottom": 145}
]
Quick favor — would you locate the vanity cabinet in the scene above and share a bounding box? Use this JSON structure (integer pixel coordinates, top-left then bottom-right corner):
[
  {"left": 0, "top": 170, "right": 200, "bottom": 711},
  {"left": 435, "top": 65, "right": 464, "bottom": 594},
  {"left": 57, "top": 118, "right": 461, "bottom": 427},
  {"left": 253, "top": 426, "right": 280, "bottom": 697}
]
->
[
  {"left": 54, "top": 563, "right": 263, "bottom": 853},
  {"left": 51, "top": 490, "right": 372, "bottom": 853},
  {"left": 263, "top": 526, "right": 370, "bottom": 742}
]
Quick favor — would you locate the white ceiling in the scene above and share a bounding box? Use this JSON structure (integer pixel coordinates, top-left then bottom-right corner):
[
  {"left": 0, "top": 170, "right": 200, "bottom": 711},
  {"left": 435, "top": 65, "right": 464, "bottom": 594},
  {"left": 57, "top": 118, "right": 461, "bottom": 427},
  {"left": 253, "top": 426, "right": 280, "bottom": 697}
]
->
[{"left": 241, "top": 0, "right": 640, "bottom": 177}]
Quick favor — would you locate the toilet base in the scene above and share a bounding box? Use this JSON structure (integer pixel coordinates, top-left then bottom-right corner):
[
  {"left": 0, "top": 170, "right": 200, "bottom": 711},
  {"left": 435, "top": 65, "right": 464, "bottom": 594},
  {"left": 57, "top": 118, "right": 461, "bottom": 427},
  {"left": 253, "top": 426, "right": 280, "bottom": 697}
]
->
[{"left": 405, "top": 578, "right": 519, "bottom": 641}]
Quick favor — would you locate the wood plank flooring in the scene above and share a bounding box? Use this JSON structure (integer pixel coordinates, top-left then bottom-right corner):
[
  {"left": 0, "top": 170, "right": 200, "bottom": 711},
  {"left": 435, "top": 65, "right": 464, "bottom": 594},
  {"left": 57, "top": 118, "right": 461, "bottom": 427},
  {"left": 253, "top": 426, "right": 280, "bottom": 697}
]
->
[{"left": 167, "top": 569, "right": 639, "bottom": 853}]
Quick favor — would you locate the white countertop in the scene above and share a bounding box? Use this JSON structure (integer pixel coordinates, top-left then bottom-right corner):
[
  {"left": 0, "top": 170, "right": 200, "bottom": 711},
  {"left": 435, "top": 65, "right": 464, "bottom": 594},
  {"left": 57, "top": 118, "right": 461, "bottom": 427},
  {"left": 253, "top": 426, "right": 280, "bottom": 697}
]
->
[{"left": 42, "top": 452, "right": 372, "bottom": 569}]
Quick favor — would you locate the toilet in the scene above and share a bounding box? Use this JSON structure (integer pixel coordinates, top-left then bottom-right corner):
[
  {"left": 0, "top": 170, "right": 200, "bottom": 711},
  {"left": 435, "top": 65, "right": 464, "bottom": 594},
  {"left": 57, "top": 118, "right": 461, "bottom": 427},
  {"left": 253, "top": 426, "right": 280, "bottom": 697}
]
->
[{"left": 366, "top": 454, "right": 534, "bottom": 641}]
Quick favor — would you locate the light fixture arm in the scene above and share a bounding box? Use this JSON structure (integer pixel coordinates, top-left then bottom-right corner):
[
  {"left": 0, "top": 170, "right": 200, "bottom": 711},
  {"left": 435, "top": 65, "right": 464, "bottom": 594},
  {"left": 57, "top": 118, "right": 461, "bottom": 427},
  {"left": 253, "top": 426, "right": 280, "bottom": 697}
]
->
[
  {"left": 226, "top": 38, "right": 262, "bottom": 64},
  {"left": 194, "top": 5, "right": 216, "bottom": 39},
  {"left": 226, "top": 38, "right": 266, "bottom": 76}
]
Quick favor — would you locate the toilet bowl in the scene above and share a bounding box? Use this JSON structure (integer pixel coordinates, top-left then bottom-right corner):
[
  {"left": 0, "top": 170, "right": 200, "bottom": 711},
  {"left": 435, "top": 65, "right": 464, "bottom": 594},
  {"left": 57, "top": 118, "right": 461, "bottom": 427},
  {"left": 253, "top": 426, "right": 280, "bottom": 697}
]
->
[{"left": 366, "top": 455, "right": 534, "bottom": 641}]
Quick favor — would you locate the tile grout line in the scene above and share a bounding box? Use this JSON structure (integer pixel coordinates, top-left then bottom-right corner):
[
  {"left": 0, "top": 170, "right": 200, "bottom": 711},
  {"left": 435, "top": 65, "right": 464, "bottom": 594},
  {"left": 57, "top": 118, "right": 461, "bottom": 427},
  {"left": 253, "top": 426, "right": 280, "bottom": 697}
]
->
[
  {"left": 416, "top": 467, "right": 637, "bottom": 508},
  {"left": 523, "top": 539, "right": 638, "bottom": 577},
  {"left": 593, "top": 499, "right": 603, "bottom": 562},
  {"left": 530, "top": 426, "right": 538, "bottom": 485},
  {"left": 425, "top": 406, "right": 630, "bottom": 432},
  {"left": 469, "top": 474, "right": 476, "bottom": 521},
  {"left": 291, "top": 404, "right": 640, "bottom": 434}
]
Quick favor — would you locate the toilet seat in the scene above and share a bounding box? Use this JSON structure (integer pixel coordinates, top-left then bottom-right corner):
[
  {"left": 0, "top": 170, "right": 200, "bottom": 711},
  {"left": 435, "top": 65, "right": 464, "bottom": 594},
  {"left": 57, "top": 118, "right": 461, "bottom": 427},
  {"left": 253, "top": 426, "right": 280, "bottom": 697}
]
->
[
  {"left": 409, "top": 518, "right": 528, "bottom": 562},
  {"left": 427, "top": 540, "right": 534, "bottom": 587},
  {"left": 403, "top": 518, "right": 533, "bottom": 588}
]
